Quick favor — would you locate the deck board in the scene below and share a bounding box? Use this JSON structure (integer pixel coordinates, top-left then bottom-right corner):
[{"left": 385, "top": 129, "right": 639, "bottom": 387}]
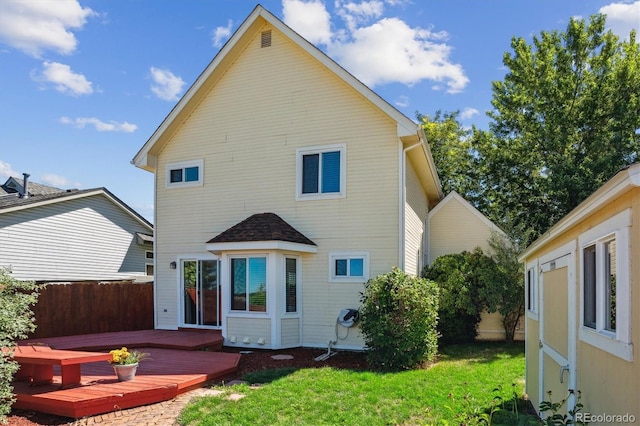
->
[{"left": 12, "top": 331, "right": 239, "bottom": 419}]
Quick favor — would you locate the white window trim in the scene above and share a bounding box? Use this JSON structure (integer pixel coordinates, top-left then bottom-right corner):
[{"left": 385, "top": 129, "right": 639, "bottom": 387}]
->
[
  {"left": 295, "top": 144, "right": 346, "bottom": 201},
  {"left": 145, "top": 250, "right": 154, "bottom": 260},
  {"left": 329, "top": 251, "right": 369, "bottom": 283},
  {"left": 525, "top": 261, "right": 539, "bottom": 320},
  {"left": 578, "top": 208, "right": 632, "bottom": 361},
  {"left": 166, "top": 159, "right": 204, "bottom": 188}
]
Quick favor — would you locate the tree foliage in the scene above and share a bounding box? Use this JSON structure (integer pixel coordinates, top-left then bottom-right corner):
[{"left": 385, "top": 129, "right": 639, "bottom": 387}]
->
[
  {"left": 420, "top": 14, "right": 640, "bottom": 247},
  {"left": 482, "top": 14, "right": 640, "bottom": 246},
  {"left": 419, "top": 111, "right": 480, "bottom": 201},
  {"left": 359, "top": 268, "right": 439, "bottom": 371},
  {"left": 423, "top": 248, "right": 508, "bottom": 345},
  {"left": 0, "top": 268, "right": 42, "bottom": 421},
  {"left": 485, "top": 232, "right": 525, "bottom": 342}
]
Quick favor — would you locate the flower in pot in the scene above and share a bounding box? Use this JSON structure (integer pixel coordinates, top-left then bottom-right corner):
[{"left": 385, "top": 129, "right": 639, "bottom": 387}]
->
[{"left": 108, "top": 347, "right": 149, "bottom": 381}]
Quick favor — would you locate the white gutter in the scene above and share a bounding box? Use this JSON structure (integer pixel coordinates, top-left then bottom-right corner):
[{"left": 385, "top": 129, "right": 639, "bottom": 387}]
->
[{"left": 398, "top": 139, "right": 423, "bottom": 271}]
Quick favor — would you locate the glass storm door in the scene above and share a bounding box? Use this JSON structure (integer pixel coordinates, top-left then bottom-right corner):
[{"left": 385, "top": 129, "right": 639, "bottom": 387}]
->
[{"left": 182, "top": 259, "right": 221, "bottom": 327}]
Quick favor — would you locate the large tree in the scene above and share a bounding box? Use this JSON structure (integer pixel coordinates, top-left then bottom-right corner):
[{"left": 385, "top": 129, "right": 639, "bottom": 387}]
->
[{"left": 480, "top": 14, "right": 640, "bottom": 246}]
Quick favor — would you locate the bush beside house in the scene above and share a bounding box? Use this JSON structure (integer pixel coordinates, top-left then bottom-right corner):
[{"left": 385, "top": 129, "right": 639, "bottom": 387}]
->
[
  {"left": 0, "top": 268, "right": 41, "bottom": 422},
  {"left": 359, "top": 268, "right": 439, "bottom": 371}
]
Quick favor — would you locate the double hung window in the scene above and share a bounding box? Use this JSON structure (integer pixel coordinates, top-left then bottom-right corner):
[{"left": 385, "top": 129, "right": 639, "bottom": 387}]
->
[{"left": 296, "top": 145, "right": 345, "bottom": 200}]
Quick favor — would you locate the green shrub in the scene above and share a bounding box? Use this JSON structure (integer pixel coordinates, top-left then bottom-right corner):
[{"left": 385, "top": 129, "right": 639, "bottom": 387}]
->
[
  {"left": 359, "top": 267, "right": 439, "bottom": 371},
  {"left": 423, "top": 252, "right": 483, "bottom": 344},
  {"left": 0, "top": 268, "right": 42, "bottom": 422},
  {"left": 423, "top": 248, "right": 510, "bottom": 345}
]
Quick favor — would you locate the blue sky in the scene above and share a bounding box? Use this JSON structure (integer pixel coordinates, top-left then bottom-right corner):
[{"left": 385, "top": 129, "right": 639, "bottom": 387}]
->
[{"left": 1, "top": 0, "right": 638, "bottom": 222}]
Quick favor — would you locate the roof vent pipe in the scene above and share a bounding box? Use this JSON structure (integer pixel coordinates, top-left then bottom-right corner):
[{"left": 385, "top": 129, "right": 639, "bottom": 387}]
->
[{"left": 21, "top": 173, "right": 30, "bottom": 199}]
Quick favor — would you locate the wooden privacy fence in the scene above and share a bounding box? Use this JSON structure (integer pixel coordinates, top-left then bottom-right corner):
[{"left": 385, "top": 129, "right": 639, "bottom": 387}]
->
[{"left": 29, "top": 281, "right": 154, "bottom": 339}]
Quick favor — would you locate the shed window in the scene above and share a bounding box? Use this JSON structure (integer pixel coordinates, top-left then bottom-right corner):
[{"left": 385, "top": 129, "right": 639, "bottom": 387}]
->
[{"left": 578, "top": 209, "right": 632, "bottom": 361}]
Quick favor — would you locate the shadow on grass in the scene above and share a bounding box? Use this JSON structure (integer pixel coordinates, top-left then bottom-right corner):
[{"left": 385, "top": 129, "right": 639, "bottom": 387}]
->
[
  {"left": 242, "top": 367, "right": 300, "bottom": 384},
  {"left": 438, "top": 341, "right": 525, "bottom": 364}
]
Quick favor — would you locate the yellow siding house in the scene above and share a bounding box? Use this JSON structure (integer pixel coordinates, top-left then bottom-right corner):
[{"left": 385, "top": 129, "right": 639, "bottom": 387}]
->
[
  {"left": 429, "top": 191, "right": 524, "bottom": 341},
  {"left": 519, "top": 163, "right": 640, "bottom": 421},
  {"left": 132, "top": 5, "right": 442, "bottom": 350}
]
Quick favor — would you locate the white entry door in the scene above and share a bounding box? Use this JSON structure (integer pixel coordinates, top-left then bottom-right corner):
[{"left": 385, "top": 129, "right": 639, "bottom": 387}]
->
[{"left": 538, "top": 248, "right": 576, "bottom": 418}]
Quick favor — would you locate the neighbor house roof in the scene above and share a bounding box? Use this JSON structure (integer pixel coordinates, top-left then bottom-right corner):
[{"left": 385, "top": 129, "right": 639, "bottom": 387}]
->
[
  {"left": 0, "top": 186, "right": 153, "bottom": 231},
  {"left": 131, "top": 4, "right": 442, "bottom": 203},
  {"left": 206, "top": 212, "right": 316, "bottom": 254},
  {"left": 1, "top": 176, "right": 63, "bottom": 197}
]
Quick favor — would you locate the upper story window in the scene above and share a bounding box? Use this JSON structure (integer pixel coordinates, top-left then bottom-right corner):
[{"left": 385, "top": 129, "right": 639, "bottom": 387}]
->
[
  {"left": 296, "top": 144, "right": 346, "bottom": 200},
  {"left": 329, "top": 252, "right": 369, "bottom": 283},
  {"left": 578, "top": 209, "right": 632, "bottom": 361},
  {"left": 166, "top": 159, "right": 203, "bottom": 188}
]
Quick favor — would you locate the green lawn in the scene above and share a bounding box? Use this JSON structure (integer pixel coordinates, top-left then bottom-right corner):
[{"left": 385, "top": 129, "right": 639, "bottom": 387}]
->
[{"left": 178, "top": 342, "right": 539, "bottom": 425}]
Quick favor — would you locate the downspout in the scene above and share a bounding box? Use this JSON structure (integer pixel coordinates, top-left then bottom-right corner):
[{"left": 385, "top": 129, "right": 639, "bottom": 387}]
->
[{"left": 399, "top": 140, "right": 423, "bottom": 271}]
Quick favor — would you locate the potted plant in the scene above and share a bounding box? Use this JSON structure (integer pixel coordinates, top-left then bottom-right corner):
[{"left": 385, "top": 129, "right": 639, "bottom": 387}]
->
[{"left": 108, "top": 347, "right": 149, "bottom": 381}]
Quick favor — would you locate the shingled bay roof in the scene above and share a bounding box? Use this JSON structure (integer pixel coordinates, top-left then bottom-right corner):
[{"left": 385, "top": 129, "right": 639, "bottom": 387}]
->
[{"left": 207, "top": 213, "right": 315, "bottom": 247}]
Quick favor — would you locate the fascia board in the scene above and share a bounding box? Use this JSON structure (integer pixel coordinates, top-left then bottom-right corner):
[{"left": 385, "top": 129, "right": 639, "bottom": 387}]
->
[{"left": 206, "top": 240, "right": 317, "bottom": 254}]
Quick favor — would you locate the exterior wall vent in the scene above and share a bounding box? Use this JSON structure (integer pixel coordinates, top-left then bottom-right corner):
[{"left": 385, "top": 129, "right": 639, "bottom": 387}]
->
[{"left": 261, "top": 30, "right": 272, "bottom": 48}]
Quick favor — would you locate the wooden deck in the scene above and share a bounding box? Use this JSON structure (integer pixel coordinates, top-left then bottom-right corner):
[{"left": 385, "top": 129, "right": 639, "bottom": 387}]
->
[{"left": 13, "top": 330, "right": 240, "bottom": 419}]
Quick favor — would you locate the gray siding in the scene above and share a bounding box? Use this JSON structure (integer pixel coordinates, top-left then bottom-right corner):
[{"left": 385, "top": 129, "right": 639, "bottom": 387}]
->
[{"left": 0, "top": 194, "right": 152, "bottom": 281}]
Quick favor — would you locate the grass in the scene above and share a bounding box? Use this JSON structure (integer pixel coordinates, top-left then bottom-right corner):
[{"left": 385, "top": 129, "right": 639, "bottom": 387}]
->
[{"left": 178, "top": 342, "right": 539, "bottom": 425}]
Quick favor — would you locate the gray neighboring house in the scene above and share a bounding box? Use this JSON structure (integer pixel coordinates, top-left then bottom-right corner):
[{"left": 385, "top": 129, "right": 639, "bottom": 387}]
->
[{"left": 0, "top": 174, "right": 154, "bottom": 282}]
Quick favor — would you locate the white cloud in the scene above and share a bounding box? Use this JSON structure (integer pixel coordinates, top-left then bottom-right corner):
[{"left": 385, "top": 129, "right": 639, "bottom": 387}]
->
[
  {"left": 335, "top": 1, "right": 384, "bottom": 31},
  {"left": 0, "top": 160, "right": 20, "bottom": 180},
  {"left": 33, "top": 61, "right": 93, "bottom": 96},
  {"left": 328, "top": 17, "right": 469, "bottom": 92},
  {"left": 0, "top": 0, "right": 96, "bottom": 58},
  {"left": 599, "top": 1, "right": 640, "bottom": 42},
  {"left": 149, "top": 67, "right": 185, "bottom": 101},
  {"left": 282, "top": 0, "right": 468, "bottom": 93},
  {"left": 460, "top": 107, "right": 479, "bottom": 120},
  {"left": 213, "top": 20, "right": 233, "bottom": 48},
  {"left": 394, "top": 95, "right": 409, "bottom": 108},
  {"left": 283, "top": 0, "right": 332, "bottom": 45},
  {"left": 60, "top": 116, "right": 137, "bottom": 133}
]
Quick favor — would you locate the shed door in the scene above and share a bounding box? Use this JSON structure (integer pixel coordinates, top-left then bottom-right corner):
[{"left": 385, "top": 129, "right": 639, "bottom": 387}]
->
[{"left": 539, "top": 253, "right": 576, "bottom": 418}]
